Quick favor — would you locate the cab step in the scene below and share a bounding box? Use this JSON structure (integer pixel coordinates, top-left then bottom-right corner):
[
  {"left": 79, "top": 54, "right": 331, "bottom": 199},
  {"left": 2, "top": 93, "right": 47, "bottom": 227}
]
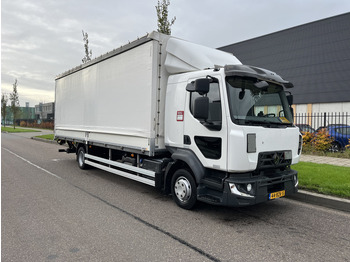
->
[
  {"left": 197, "top": 194, "right": 223, "bottom": 204},
  {"left": 200, "top": 176, "right": 225, "bottom": 190}
]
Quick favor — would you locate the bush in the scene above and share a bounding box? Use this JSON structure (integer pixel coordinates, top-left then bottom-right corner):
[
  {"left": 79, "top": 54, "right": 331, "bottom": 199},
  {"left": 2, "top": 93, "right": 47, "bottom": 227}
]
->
[
  {"left": 311, "top": 128, "right": 332, "bottom": 151},
  {"left": 302, "top": 129, "right": 332, "bottom": 152},
  {"left": 40, "top": 121, "right": 54, "bottom": 129},
  {"left": 15, "top": 120, "right": 54, "bottom": 130},
  {"left": 302, "top": 131, "right": 314, "bottom": 146}
]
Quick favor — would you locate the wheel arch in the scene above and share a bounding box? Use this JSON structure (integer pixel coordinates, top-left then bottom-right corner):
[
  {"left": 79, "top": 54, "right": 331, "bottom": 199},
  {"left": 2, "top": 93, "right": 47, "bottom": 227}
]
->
[
  {"left": 76, "top": 143, "right": 87, "bottom": 155},
  {"left": 164, "top": 149, "right": 206, "bottom": 194}
]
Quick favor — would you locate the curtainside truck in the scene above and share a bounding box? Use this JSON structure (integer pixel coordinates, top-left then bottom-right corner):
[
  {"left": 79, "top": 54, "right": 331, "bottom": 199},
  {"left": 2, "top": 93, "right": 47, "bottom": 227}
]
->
[{"left": 55, "top": 31, "right": 301, "bottom": 209}]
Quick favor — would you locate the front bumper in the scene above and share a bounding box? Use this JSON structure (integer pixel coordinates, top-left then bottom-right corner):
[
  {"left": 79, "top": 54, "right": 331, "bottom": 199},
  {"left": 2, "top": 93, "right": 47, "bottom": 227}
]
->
[{"left": 197, "top": 169, "right": 298, "bottom": 207}]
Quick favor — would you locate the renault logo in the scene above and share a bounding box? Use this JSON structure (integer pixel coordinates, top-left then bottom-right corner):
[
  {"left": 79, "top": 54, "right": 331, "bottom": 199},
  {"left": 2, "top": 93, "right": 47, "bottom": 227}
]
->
[{"left": 273, "top": 153, "right": 281, "bottom": 165}]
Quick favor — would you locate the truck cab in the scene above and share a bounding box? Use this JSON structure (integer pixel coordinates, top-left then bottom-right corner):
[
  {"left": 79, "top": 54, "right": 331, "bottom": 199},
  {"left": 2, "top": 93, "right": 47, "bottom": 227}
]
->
[{"left": 165, "top": 64, "right": 301, "bottom": 208}]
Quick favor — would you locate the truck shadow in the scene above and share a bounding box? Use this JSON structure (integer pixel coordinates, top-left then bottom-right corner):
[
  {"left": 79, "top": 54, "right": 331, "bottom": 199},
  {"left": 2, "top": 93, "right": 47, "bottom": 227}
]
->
[{"left": 71, "top": 159, "right": 292, "bottom": 224}]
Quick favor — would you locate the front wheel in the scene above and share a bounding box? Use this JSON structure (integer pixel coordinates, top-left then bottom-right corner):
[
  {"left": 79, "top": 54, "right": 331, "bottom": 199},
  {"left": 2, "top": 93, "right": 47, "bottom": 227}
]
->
[{"left": 171, "top": 169, "right": 197, "bottom": 210}]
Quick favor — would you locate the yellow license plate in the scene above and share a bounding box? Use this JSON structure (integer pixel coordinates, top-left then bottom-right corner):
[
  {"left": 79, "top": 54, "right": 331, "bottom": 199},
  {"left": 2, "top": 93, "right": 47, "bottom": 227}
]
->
[{"left": 269, "top": 190, "right": 285, "bottom": 200}]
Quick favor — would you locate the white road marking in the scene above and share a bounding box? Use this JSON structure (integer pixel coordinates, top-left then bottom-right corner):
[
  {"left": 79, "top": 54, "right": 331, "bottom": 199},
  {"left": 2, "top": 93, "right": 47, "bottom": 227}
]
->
[{"left": 3, "top": 147, "right": 62, "bottom": 180}]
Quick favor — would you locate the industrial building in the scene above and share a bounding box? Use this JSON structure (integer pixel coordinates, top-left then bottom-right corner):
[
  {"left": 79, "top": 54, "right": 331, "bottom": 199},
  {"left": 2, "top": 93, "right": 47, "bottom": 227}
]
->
[{"left": 219, "top": 12, "right": 350, "bottom": 118}]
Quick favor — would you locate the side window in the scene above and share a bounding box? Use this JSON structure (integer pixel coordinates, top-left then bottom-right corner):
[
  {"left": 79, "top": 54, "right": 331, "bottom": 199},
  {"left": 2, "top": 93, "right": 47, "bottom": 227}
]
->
[
  {"left": 189, "top": 81, "right": 223, "bottom": 159},
  {"left": 190, "top": 82, "right": 222, "bottom": 126}
]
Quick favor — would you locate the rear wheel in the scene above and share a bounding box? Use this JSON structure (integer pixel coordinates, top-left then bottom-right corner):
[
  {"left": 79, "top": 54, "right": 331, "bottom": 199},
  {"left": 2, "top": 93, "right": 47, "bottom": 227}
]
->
[
  {"left": 77, "top": 147, "right": 88, "bottom": 169},
  {"left": 171, "top": 169, "right": 197, "bottom": 210}
]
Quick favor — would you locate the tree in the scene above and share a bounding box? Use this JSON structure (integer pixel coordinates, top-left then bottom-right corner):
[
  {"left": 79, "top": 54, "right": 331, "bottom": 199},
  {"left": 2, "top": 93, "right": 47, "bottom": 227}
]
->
[
  {"left": 155, "top": 0, "right": 176, "bottom": 35},
  {"left": 9, "top": 79, "right": 20, "bottom": 129},
  {"left": 1, "top": 93, "right": 8, "bottom": 127},
  {"left": 82, "top": 30, "right": 92, "bottom": 64}
]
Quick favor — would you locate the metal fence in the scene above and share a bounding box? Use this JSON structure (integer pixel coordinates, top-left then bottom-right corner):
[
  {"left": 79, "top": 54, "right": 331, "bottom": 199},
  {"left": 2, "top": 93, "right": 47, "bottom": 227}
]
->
[
  {"left": 294, "top": 112, "right": 350, "bottom": 149},
  {"left": 294, "top": 112, "right": 349, "bottom": 130}
]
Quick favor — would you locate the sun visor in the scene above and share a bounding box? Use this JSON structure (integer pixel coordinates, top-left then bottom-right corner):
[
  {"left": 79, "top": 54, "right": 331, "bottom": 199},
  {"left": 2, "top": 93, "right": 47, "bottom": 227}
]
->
[
  {"left": 165, "top": 38, "right": 241, "bottom": 74},
  {"left": 225, "top": 64, "right": 294, "bottom": 88}
]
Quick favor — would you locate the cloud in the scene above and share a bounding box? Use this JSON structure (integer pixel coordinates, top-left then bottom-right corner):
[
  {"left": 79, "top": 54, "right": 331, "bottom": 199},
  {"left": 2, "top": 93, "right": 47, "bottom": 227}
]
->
[{"left": 2, "top": 0, "right": 350, "bottom": 107}]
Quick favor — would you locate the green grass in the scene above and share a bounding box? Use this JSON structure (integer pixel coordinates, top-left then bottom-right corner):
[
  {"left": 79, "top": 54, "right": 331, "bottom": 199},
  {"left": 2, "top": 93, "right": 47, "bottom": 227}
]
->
[
  {"left": 1, "top": 127, "right": 41, "bottom": 133},
  {"left": 35, "top": 134, "right": 54, "bottom": 140},
  {"left": 293, "top": 162, "right": 350, "bottom": 199},
  {"left": 302, "top": 146, "right": 350, "bottom": 159}
]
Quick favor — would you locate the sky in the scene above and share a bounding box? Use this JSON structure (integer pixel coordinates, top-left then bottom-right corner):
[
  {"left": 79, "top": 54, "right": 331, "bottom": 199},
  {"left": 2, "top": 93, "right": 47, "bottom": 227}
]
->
[{"left": 2, "top": 0, "right": 350, "bottom": 107}]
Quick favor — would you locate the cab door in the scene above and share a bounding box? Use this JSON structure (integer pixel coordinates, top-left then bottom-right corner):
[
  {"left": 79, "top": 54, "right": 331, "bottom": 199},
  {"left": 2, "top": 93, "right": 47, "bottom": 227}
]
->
[{"left": 183, "top": 75, "right": 228, "bottom": 171}]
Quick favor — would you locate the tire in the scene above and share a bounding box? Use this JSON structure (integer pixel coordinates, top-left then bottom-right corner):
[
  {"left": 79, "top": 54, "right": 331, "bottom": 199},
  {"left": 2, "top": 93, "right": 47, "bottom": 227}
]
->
[
  {"left": 330, "top": 142, "right": 341, "bottom": 152},
  {"left": 77, "top": 147, "right": 88, "bottom": 170},
  {"left": 171, "top": 169, "right": 197, "bottom": 210}
]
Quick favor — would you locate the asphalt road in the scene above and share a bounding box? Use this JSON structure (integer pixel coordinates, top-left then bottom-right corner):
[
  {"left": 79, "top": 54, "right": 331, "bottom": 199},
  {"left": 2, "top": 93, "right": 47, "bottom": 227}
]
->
[{"left": 2, "top": 132, "right": 350, "bottom": 262}]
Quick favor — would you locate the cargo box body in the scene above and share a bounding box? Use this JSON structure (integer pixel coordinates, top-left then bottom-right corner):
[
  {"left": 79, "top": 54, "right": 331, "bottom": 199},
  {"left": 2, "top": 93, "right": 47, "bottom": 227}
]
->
[
  {"left": 55, "top": 31, "right": 240, "bottom": 156},
  {"left": 55, "top": 35, "right": 169, "bottom": 155}
]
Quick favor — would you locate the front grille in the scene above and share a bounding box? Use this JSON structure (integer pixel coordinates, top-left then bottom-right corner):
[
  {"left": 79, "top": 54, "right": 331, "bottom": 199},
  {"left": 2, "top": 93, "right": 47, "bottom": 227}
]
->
[{"left": 257, "top": 151, "right": 292, "bottom": 170}]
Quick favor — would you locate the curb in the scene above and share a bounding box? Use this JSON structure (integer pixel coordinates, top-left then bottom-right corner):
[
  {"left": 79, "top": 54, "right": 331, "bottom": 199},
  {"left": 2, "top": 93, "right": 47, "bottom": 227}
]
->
[
  {"left": 31, "top": 136, "right": 57, "bottom": 145},
  {"left": 287, "top": 190, "right": 350, "bottom": 213}
]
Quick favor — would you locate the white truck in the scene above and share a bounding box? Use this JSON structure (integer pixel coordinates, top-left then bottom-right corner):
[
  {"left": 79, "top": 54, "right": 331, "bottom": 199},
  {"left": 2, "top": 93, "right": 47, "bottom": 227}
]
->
[{"left": 55, "top": 31, "right": 301, "bottom": 209}]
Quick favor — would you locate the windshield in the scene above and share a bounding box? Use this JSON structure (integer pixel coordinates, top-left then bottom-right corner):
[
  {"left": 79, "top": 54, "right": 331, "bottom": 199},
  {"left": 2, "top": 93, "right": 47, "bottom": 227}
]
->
[{"left": 226, "top": 76, "right": 293, "bottom": 127}]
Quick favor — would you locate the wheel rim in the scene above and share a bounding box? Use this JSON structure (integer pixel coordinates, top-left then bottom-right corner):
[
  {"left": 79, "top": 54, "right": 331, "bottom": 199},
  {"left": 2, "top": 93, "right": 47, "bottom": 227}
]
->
[
  {"left": 78, "top": 150, "right": 84, "bottom": 166},
  {"left": 330, "top": 143, "right": 340, "bottom": 152},
  {"left": 174, "top": 176, "right": 192, "bottom": 203}
]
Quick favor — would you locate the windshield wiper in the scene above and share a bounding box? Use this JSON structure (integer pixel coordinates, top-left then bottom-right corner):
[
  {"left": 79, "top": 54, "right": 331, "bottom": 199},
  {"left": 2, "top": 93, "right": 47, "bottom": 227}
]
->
[{"left": 236, "top": 119, "right": 293, "bottom": 128}]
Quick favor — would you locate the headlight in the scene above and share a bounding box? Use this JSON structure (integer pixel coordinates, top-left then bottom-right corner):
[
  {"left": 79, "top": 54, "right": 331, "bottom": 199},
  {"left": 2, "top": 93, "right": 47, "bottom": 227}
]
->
[
  {"left": 229, "top": 183, "right": 254, "bottom": 198},
  {"left": 247, "top": 183, "right": 252, "bottom": 192}
]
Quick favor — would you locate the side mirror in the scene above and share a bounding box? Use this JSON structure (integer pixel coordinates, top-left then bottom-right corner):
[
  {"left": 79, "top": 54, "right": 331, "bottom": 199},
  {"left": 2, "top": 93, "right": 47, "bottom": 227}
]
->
[
  {"left": 286, "top": 94, "right": 293, "bottom": 106},
  {"left": 193, "top": 97, "right": 209, "bottom": 121},
  {"left": 186, "top": 78, "right": 210, "bottom": 95}
]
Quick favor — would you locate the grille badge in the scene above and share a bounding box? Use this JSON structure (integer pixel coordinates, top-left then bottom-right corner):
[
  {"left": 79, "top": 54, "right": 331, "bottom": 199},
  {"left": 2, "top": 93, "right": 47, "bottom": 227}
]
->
[{"left": 273, "top": 153, "right": 281, "bottom": 165}]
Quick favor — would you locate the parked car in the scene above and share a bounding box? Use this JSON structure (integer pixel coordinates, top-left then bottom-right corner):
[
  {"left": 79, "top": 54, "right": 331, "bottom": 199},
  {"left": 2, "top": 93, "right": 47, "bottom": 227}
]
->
[
  {"left": 316, "top": 125, "right": 350, "bottom": 151},
  {"left": 296, "top": 124, "right": 315, "bottom": 134}
]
